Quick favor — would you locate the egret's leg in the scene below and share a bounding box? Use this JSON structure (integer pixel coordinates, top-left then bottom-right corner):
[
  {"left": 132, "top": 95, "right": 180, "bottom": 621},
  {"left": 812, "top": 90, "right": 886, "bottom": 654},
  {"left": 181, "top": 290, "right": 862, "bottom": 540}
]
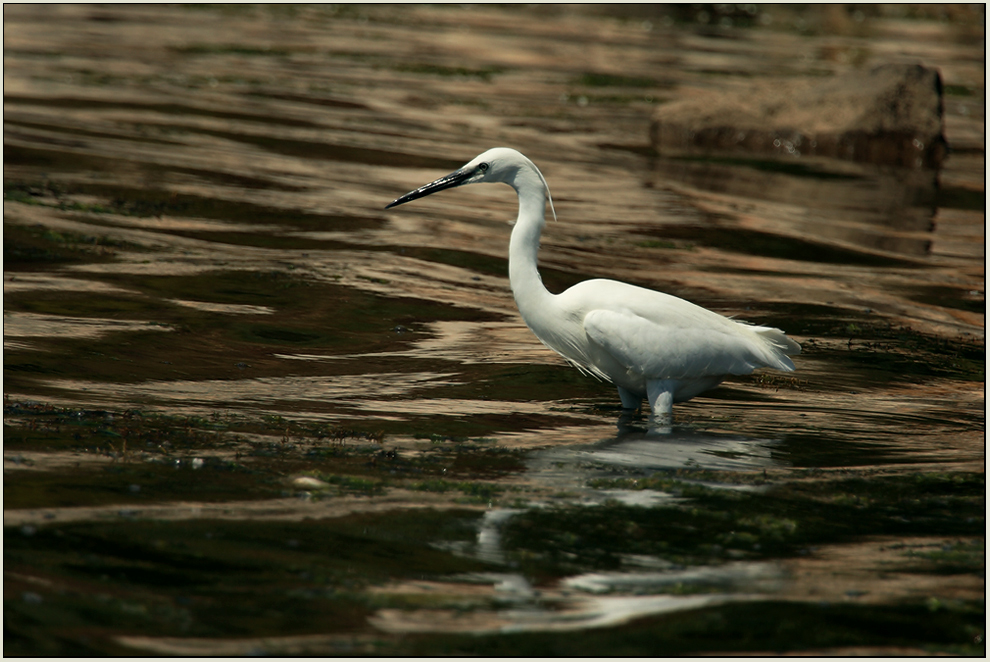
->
[
  {"left": 617, "top": 386, "right": 642, "bottom": 409},
  {"left": 646, "top": 379, "right": 676, "bottom": 419}
]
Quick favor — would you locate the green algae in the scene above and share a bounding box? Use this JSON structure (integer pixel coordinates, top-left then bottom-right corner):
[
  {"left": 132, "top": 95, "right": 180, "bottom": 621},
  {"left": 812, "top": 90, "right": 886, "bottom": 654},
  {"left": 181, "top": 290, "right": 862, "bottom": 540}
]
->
[
  {"left": 393, "top": 63, "right": 506, "bottom": 82},
  {"left": 904, "top": 539, "right": 986, "bottom": 575},
  {"left": 3, "top": 403, "right": 529, "bottom": 511},
  {"left": 402, "top": 600, "right": 984, "bottom": 656},
  {"left": 3, "top": 221, "right": 134, "bottom": 267},
  {"left": 4, "top": 510, "right": 490, "bottom": 655},
  {"left": 3, "top": 458, "right": 269, "bottom": 510},
  {"left": 4, "top": 416, "right": 984, "bottom": 655},
  {"left": 504, "top": 471, "right": 984, "bottom": 576}
]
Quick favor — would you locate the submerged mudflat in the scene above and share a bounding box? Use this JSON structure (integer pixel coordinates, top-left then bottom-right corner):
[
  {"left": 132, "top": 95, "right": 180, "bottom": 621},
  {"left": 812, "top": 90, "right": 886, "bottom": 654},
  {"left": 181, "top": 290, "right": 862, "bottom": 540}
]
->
[{"left": 4, "top": 4, "right": 984, "bottom": 655}]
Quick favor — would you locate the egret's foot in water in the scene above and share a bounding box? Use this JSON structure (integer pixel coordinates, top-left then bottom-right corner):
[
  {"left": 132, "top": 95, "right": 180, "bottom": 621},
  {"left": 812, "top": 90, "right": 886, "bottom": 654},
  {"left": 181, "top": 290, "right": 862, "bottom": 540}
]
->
[
  {"left": 647, "top": 379, "right": 675, "bottom": 417},
  {"left": 646, "top": 411, "right": 674, "bottom": 435},
  {"left": 647, "top": 421, "right": 673, "bottom": 435},
  {"left": 644, "top": 380, "right": 675, "bottom": 433},
  {"left": 614, "top": 409, "right": 671, "bottom": 435},
  {"left": 615, "top": 409, "right": 639, "bottom": 435},
  {"left": 617, "top": 386, "right": 643, "bottom": 410}
]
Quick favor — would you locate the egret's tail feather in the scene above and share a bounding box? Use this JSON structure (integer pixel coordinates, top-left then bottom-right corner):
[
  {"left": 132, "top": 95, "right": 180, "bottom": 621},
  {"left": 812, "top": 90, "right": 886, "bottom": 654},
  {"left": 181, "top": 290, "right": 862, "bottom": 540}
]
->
[
  {"left": 754, "top": 326, "right": 801, "bottom": 354},
  {"left": 752, "top": 326, "right": 801, "bottom": 372}
]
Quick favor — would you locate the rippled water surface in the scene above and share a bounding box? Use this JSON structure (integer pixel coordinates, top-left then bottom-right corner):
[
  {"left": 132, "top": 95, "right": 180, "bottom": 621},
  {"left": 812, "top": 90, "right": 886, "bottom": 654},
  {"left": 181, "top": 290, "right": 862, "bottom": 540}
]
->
[{"left": 4, "top": 4, "right": 984, "bottom": 655}]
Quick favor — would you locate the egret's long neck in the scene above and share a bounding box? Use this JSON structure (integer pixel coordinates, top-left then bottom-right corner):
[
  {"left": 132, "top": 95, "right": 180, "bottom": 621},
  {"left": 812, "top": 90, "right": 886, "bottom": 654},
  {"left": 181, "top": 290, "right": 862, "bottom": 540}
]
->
[{"left": 507, "top": 168, "right": 554, "bottom": 318}]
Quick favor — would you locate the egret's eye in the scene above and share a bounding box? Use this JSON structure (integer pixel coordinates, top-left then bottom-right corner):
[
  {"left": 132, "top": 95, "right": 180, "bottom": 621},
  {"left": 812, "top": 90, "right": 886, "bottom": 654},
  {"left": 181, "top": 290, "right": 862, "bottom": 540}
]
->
[{"left": 478, "top": 163, "right": 489, "bottom": 172}]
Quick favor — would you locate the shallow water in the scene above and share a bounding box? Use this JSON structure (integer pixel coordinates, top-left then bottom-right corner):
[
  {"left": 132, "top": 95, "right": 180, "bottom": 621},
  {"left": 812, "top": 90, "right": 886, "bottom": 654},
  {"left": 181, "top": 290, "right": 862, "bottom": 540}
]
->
[{"left": 3, "top": 4, "right": 984, "bottom": 655}]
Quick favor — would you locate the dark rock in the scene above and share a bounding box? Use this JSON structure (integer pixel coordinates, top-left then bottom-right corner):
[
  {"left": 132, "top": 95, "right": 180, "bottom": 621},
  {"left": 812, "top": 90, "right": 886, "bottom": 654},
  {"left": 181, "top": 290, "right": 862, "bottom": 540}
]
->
[{"left": 651, "top": 64, "right": 947, "bottom": 168}]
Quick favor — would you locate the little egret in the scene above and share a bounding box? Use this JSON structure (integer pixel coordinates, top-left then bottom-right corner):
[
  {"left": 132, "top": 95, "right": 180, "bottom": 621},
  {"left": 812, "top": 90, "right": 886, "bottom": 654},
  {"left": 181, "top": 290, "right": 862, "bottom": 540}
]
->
[{"left": 386, "top": 148, "right": 800, "bottom": 420}]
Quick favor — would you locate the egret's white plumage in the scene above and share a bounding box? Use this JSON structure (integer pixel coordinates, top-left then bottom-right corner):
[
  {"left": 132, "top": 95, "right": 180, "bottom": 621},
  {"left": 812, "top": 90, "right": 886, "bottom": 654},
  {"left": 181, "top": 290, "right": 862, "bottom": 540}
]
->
[{"left": 386, "top": 147, "right": 800, "bottom": 419}]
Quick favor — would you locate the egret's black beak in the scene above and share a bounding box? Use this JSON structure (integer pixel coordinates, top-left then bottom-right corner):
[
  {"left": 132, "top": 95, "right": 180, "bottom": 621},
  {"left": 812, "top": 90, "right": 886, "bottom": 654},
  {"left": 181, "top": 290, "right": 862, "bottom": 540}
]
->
[{"left": 385, "top": 166, "right": 475, "bottom": 209}]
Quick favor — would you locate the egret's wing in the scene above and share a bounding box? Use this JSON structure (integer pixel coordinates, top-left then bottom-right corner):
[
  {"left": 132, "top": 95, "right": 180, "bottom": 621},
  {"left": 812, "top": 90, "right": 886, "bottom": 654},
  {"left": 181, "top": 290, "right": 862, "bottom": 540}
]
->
[{"left": 583, "top": 309, "right": 788, "bottom": 380}]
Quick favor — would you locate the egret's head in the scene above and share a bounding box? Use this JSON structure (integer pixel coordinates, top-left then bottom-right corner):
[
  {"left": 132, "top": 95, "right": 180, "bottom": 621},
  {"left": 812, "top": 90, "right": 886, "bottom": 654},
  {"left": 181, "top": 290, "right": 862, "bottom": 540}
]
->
[
  {"left": 386, "top": 147, "right": 555, "bottom": 219},
  {"left": 460, "top": 147, "right": 536, "bottom": 185}
]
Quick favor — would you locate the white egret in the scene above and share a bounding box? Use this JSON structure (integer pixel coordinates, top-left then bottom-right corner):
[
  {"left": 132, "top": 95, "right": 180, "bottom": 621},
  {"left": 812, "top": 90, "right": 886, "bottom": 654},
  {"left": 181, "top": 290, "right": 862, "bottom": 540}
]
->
[{"left": 386, "top": 148, "right": 800, "bottom": 420}]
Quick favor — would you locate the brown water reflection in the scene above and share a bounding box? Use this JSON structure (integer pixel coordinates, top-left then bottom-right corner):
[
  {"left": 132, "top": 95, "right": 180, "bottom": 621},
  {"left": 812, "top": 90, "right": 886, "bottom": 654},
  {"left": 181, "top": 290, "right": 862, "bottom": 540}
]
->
[{"left": 4, "top": 4, "right": 984, "bottom": 656}]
